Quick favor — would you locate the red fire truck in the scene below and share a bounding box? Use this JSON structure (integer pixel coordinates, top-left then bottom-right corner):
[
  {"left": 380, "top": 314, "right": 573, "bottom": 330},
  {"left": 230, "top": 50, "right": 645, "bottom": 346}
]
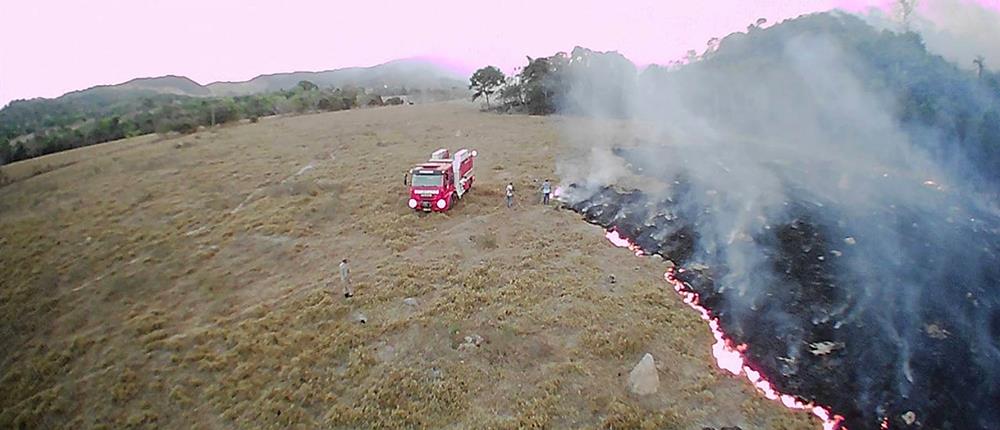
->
[{"left": 407, "top": 148, "right": 477, "bottom": 212}]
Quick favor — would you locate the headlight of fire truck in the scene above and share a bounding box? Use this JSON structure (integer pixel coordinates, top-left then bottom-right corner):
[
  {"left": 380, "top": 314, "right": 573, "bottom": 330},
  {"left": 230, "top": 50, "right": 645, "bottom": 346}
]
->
[
  {"left": 408, "top": 198, "right": 418, "bottom": 208},
  {"left": 436, "top": 198, "right": 447, "bottom": 209}
]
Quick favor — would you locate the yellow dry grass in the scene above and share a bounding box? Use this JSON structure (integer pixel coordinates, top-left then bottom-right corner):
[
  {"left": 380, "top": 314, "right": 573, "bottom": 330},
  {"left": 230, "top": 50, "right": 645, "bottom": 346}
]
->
[{"left": 0, "top": 102, "right": 816, "bottom": 429}]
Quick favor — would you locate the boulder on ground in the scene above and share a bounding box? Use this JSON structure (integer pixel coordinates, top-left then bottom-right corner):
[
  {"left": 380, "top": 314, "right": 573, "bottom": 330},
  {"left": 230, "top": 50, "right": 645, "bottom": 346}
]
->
[{"left": 627, "top": 353, "right": 659, "bottom": 395}]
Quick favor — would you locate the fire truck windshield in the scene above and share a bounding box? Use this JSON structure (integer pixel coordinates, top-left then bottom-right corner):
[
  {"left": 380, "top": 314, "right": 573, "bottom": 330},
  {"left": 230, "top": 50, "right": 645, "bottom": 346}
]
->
[{"left": 411, "top": 173, "right": 443, "bottom": 187}]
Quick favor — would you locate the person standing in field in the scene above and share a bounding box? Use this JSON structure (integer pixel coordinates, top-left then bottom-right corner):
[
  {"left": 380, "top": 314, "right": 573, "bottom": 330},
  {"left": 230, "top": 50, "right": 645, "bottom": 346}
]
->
[
  {"left": 505, "top": 182, "right": 515, "bottom": 208},
  {"left": 339, "top": 258, "right": 353, "bottom": 298},
  {"left": 540, "top": 179, "right": 552, "bottom": 205}
]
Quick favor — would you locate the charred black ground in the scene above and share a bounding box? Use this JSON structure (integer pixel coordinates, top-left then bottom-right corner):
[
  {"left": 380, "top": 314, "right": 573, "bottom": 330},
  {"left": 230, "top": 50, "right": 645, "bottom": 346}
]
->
[
  {"left": 548, "top": 10, "right": 1000, "bottom": 430},
  {"left": 565, "top": 182, "right": 1000, "bottom": 429}
]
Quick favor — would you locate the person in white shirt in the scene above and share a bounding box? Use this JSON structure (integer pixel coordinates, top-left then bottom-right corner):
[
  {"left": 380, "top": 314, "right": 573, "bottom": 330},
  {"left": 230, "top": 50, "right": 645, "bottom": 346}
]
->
[
  {"left": 540, "top": 179, "right": 552, "bottom": 205},
  {"left": 505, "top": 182, "right": 515, "bottom": 208},
  {"left": 339, "top": 258, "right": 353, "bottom": 298}
]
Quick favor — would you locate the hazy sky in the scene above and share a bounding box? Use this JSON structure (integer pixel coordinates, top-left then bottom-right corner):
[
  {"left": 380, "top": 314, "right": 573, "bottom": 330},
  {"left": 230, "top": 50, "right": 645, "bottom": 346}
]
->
[{"left": 0, "top": 0, "right": 941, "bottom": 106}]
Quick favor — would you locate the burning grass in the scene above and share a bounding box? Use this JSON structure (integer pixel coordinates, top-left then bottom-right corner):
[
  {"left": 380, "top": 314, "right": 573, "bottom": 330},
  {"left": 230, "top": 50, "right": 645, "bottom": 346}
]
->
[{"left": 0, "top": 103, "right": 816, "bottom": 429}]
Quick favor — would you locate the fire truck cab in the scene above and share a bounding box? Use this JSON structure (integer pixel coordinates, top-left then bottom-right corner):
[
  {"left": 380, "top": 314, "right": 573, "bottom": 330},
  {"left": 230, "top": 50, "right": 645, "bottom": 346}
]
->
[{"left": 407, "top": 148, "right": 477, "bottom": 212}]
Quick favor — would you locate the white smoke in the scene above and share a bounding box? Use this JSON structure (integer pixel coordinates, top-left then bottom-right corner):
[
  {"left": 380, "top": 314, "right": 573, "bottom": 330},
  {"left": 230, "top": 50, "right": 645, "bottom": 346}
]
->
[
  {"left": 864, "top": 0, "right": 1000, "bottom": 72},
  {"left": 557, "top": 11, "right": 1000, "bottom": 426}
]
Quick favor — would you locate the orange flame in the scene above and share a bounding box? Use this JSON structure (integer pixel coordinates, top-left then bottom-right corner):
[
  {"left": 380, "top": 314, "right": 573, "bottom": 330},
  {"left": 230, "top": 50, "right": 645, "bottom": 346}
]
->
[
  {"left": 605, "top": 229, "right": 847, "bottom": 430},
  {"left": 605, "top": 230, "right": 644, "bottom": 256}
]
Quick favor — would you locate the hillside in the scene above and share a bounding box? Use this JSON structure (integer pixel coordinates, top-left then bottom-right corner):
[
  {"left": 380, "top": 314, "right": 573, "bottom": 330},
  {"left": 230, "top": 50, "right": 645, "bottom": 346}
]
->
[
  {"left": 206, "top": 58, "right": 466, "bottom": 96},
  {"left": 5, "top": 58, "right": 464, "bottom": 102},
  {"left": 71, "top": 75, "right": 213, "bottom": 97},
  {"left": 49, "top": 59, "right": 467, "bottom": 98},
  {"left": 0, "top": 58, "right": 469, "bottom": 165},
  {"left": 489, "top": 13, "right": 1000, "bottom": 186},
  {"left": 550, "top": 12, "right": 1000, "bottom": 429},
  {"left": 0, "top": 102, "right": 819, "bottom": 429}
]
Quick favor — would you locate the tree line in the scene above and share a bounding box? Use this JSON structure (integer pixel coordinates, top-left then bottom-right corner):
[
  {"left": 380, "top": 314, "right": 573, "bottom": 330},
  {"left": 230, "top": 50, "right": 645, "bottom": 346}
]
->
[
  {"left": 0, "top": 81, "right": 404, "bottom": 165},
  {"left": 468, "top": 12, "right": 1000, "bottom": 186}
]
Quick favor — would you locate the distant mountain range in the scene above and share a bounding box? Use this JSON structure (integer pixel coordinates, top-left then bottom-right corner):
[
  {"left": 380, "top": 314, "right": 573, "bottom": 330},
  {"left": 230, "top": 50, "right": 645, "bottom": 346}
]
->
[
  {"left": 58, "top": 58, "right": 467, "bottom": 100},
  {"left": 0, "top": 58, "right": 471, "bottom": 164}
]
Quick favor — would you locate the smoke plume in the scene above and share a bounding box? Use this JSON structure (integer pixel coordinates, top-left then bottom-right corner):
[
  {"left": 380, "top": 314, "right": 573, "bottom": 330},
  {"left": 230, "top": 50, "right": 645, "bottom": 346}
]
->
[
  {"left": 558, "top": 11, "right": 1000, "bottom": 429},
  {"left": 864, "top": 0, "right": 1000, "bottom": 72}
]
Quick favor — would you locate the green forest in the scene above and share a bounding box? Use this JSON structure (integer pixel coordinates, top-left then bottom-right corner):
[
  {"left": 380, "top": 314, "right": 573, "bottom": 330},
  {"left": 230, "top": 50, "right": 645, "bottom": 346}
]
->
[{"left": 0, "top": 82, "right": 406, "bottom": 165}]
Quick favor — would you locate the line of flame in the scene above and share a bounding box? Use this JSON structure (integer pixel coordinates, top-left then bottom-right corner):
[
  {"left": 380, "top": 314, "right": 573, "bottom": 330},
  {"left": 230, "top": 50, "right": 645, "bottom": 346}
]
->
[
  {"left": 604, "top": 229, "right": 847, "bottom": 430},
  {"left": 605, "top": 229, "right": 645, "bottom": 256}
]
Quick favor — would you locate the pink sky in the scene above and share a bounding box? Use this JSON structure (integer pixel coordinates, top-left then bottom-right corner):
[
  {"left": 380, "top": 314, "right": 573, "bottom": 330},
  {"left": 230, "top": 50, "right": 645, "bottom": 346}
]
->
[{"left": 0, "top": 0, "right": 891, "bottom": 106}]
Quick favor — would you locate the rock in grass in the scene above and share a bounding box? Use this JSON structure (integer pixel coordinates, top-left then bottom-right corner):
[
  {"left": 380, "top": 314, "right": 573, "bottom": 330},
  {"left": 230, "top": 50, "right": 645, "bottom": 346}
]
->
[
  {"left": 403, "top": 297, "right": 418, "bottom": 306},
  {"left": 458, "top": 334, "right": 484, "bottom": 351},
  {"left": 628, "top": 353, "right": 659, "bottom": 395}
]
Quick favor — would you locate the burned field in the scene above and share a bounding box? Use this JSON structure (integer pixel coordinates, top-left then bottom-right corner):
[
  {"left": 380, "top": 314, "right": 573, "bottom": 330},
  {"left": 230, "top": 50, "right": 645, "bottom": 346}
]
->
[
  {"left": 563, "top": 160, "right": 1000, "bottom": 429},
  {"left": 550, "top": 13, "right": 1000, "bottom": 428}
]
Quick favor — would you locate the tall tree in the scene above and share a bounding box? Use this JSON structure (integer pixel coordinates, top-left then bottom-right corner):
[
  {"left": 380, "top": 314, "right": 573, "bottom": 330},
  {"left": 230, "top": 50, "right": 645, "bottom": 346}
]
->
[
  {"left": 973, "top": 55, "right": 986, "bottom": 80},
  {"left": 704, "top": 37, "right": 720, "bottom": 57},
  {"left": 296, "top": 80, "right": 318, "bottom": 92},
  {"left": 519, "top": 55, "right": 571, "bottom": 115},
  {"left": 747, "top": 17, "right": 767, "bottom": 32},
  {"left": 896, "top": 0, "right": 918, "bottom": 32},
  {"left": 499, "top": 76, "right": 524, "bottom": 109},
  {"left": 469, "top": 66, "right": 506, "bottom": 109},
  {"left": 685, "top": 50, "right": 699, "bottom": 64},
  {"left": 0, "top": 139, "right": 11, "bottom": 165}
]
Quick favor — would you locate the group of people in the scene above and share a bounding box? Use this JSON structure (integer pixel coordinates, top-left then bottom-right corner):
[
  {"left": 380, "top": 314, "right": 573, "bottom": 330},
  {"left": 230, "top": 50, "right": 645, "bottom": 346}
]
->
[
  {"left": 335, "top": 179, "right": 555, "bottom": 300},
  {"left": 506, "top": 179, "right": 553, "bottom": 208}
]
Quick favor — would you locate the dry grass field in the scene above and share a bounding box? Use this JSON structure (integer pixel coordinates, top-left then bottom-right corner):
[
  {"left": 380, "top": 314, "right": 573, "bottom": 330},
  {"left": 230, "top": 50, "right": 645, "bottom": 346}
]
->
[{"left": 0, "top": 102, "right": 817, "bottom": 429}]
